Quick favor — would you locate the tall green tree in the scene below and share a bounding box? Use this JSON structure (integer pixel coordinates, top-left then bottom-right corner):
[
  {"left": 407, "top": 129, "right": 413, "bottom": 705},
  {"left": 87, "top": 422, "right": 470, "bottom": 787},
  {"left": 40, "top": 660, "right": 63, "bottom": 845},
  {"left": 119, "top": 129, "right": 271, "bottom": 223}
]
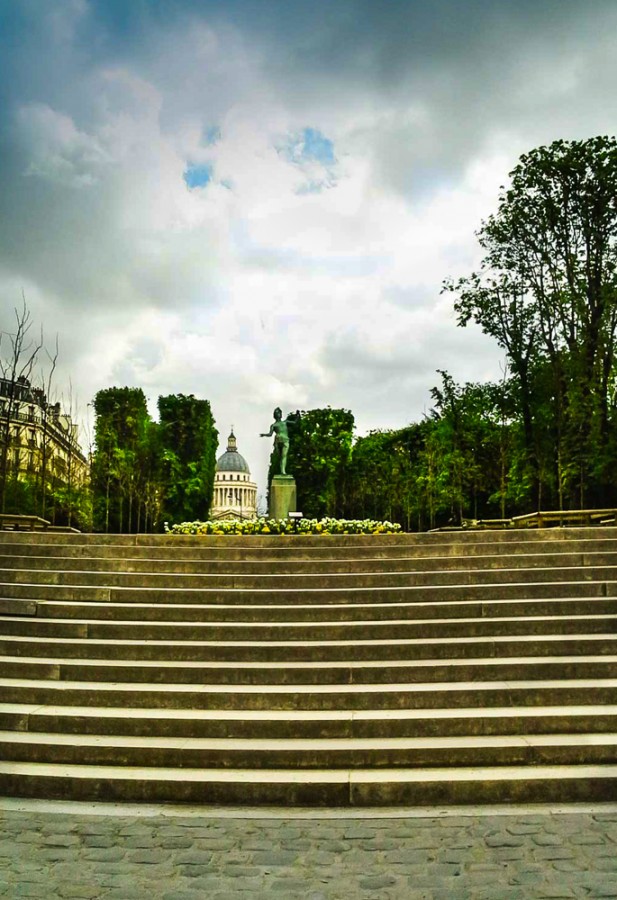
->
[
  {"left": 157, "top": 394, "right": 217, "bottom": 523},
  {"left": 445, "top": 136, "right": 617, "bottom": 509},
  {"left": 427, "top": 373, "right": 513, "bottom": 523},
  {"left": 346, "top": 426, "right": 421, "bottom": 528},
  {"left": 346, "top": 430, "right": 396, "bottom": 522},
  {"left": 344, "top": 374, "right": 527, "bottom": 530},
  {"left": 91, "top": 387, "right": 152, "bottom": 532},
  {"left": 90, "top": 388, "right": 217, "bottom": 532}
]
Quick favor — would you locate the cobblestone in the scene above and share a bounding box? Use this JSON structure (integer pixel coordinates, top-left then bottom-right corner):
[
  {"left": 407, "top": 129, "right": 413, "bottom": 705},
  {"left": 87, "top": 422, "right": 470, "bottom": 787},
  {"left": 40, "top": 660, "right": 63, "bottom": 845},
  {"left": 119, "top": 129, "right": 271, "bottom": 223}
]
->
[
  {"left": 0, "top": 805, "right": 617, "bottom": 898},
  {"left": 159, "top": 837, "right": 194, "bottom": 850}
]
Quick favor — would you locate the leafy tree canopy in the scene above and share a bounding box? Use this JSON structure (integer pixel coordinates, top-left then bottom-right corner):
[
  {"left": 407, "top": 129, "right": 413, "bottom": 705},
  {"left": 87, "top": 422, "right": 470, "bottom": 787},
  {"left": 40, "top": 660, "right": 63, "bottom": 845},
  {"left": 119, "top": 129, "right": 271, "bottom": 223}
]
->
[{"left": 444, "top": 136, "right": 617, "bottom": 508}]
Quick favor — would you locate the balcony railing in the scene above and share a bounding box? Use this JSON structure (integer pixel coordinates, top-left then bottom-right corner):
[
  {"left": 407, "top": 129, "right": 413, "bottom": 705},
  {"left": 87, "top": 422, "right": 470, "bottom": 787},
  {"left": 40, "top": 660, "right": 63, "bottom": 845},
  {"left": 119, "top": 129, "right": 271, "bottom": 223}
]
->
[{"left": 0, "top": 410, "right": 39, "bottom": 424}]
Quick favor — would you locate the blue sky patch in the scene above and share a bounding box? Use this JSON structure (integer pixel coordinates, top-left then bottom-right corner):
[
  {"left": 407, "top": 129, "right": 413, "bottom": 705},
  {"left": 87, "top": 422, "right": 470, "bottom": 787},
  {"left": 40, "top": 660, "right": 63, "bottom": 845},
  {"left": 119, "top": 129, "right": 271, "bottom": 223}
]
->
[
  {"left": 280, "top": 127, "right": 338, "bottom": 194},
  {"left": 300, "top": 127, "right": 335, "bottom": 165},
  {"left": 202, "top": 125, "right": 221, "bottom": 146},
  {"left": 183, "top": 164, "right": 213, "bottom": 189},
  {"left": 284, "top": 127, "right": 336, "bottom": 166}
]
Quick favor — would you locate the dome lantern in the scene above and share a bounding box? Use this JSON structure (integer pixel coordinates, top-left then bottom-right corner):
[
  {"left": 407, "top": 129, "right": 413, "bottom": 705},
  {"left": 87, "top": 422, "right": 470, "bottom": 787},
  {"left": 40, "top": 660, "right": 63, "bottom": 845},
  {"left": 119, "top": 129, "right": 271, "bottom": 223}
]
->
[{"left": 215, "top": 428, "right": 251, "bottom": 474}]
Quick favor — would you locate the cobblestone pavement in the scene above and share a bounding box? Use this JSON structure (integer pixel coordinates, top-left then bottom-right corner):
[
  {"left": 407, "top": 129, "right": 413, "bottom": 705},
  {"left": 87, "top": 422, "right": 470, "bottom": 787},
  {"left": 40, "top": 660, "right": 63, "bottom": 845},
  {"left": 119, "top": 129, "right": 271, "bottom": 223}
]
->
[{"left": 1, "top": 802, "right": 617, "bottom": 899}]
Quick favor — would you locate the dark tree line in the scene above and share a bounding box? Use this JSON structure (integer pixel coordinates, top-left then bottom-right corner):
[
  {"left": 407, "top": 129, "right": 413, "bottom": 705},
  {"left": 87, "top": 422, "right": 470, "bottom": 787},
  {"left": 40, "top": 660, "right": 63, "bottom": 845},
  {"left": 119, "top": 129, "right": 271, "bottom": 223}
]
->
[{"left": 276, "top": 380, "right": 511, "bottom": 531}]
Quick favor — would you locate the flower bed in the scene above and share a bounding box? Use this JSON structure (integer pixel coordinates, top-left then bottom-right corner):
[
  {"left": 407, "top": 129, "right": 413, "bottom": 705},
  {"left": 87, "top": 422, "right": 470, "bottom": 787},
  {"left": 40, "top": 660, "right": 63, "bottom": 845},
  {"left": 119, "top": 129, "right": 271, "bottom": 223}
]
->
[{"left": 164, "top": 517, "right": 402, "bottom": 535}]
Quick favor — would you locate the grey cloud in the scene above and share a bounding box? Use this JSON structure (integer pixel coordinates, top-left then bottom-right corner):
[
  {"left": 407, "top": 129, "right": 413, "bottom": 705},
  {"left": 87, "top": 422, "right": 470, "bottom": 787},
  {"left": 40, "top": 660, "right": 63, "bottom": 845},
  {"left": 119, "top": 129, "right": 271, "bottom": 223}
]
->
[
  {"left": 248, "top": 1, "right": 617, "bottom": 196},
  {"left": 318, "top": 316, "right": 503, "bottom": 425}
]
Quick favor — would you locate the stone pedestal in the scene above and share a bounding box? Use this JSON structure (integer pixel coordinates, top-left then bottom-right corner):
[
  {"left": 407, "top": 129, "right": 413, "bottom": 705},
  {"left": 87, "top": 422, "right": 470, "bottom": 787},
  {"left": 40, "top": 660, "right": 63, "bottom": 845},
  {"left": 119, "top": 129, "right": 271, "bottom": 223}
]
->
[{"left": 269, "top": 475, "right": 297, "bottom": 519}]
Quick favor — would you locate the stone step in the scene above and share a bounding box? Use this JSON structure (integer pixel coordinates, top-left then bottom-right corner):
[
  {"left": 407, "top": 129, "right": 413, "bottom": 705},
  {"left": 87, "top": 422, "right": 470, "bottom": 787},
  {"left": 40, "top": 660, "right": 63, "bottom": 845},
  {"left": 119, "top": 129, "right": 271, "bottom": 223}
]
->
[
  {"left": 3, "top": 654, "right": 617, "bottom": 685},
  {"left": 5, "top": 563, "right": 617, "bottom": 589},
  {"left": 2, "top": 632, "right": 616, "bottom": 662},
  {"left": 13, "top": 654, "right": 617, "bottom": 686},
  {"left": 8, "top": 595, "right": 614, "bottom": 623},
  {"left": 1, "top": 529, "right": 617, "bottom": 557},
  {"left": 3, "top": 730, "right": 617, "bottom": 769},
  {"left": 0, "top": 526, "right": 615, "bottom": 544},
  {"left": 4, "top": 702, "right": 617, "bottom": 739},
  {"left": 2, "top": 527, "right": 617, "bottom": 807},
  {"left": 1, "top": 760, "right": 616, "bottom": 805},
  {"left": 5, "top": 550, "right": 617, "bottom": 574},
  {"left": 2, "top": 613, "right": 615, "bottom": 642},
  {"left": 0, "top": 578, "right": 613, "bottom": 605},
  {"left": 3, "top": 677, "right": 617, "bottom": 710}
]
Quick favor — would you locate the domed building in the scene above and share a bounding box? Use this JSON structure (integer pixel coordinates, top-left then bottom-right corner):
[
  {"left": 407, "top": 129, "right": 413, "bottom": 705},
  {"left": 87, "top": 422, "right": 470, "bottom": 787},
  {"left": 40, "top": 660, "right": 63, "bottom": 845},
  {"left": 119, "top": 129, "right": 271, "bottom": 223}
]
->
[{"left": 210, "top": 429, "right": 258, "bottom": 521}]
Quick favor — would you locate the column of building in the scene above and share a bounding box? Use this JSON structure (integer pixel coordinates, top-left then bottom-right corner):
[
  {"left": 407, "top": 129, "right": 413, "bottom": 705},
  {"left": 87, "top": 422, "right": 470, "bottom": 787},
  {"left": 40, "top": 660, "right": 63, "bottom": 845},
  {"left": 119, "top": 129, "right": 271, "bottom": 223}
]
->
[{"left": 213, "top": 481, "right": 256, "bottom": 512}]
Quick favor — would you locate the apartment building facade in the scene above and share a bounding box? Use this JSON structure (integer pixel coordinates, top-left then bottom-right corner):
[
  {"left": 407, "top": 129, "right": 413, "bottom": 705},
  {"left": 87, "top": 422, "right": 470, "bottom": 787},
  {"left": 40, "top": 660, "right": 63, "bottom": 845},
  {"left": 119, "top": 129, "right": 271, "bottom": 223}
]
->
[{"left": 0, "top": 375, "right": 88, "bottom": 491}]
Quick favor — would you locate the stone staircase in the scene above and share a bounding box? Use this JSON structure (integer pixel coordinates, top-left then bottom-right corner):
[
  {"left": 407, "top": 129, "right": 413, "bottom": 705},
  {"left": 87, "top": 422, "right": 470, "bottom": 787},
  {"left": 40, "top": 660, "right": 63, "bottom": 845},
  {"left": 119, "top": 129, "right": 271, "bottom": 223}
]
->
[{"left": 0, "top": 528, "right": 616, "bottom": 806}]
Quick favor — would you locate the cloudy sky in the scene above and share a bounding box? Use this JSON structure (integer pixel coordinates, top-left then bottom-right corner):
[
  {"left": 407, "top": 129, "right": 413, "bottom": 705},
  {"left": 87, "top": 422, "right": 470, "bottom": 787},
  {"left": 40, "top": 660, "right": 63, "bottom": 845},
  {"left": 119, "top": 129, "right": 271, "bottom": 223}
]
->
[{"left": 1, "top": 0, "right": 616, "bottom": 499}]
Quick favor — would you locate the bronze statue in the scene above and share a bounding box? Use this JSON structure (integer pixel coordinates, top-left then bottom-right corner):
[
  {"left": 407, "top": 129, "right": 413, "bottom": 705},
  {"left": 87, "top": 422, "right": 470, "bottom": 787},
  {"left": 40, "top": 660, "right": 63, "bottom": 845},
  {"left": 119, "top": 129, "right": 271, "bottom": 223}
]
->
[{"left": 260, "top": 408, "right": 298, "bottom": 476}]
